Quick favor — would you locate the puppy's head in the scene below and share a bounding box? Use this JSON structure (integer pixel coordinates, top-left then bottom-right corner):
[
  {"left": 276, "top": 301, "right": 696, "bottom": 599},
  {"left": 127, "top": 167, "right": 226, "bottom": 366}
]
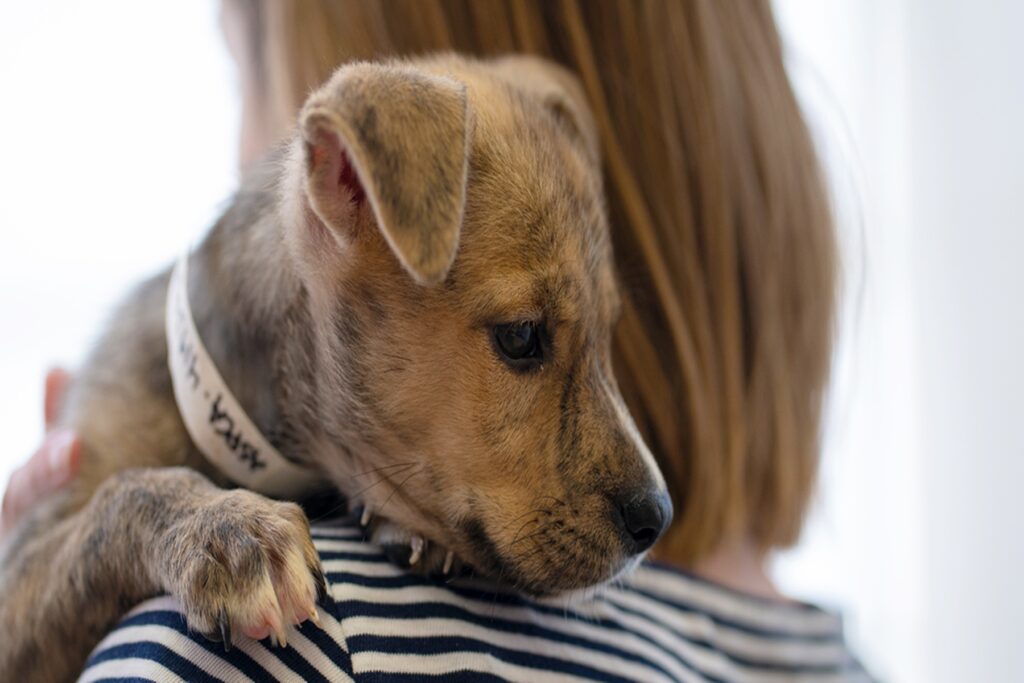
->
[{"left": 283, "top": 55, "right": 670, "bottom": 594}]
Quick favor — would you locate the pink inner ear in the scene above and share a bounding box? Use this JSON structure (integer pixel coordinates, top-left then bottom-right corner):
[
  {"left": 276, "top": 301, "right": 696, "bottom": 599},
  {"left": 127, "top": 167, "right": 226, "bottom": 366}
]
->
[
  {"left": 338, "top": 149, "right": 366, "bottom": 204},
  {"left": 309, "top": 127, "right": 366, "bottom": 207}
]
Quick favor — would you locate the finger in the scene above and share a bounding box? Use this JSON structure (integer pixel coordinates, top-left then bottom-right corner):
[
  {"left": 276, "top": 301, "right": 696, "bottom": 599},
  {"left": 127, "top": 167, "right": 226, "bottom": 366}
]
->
[
  {"left": 3, "top": 431, "right": 79, "bottom": 529},
  {"left": 44, "top": 367, "right": 72, "bottom": 429},
  {"left": 0, "top": 431, "right": 79, "bottom": 534},
  {"left": 0, "top": 467, "right": 26, "bottom": 534},
  {"left": 44, "top": 429, "right": 81, "bottom": 488},
  {"left": 1, "top": 458, "right": 35, "bottom": 535}
]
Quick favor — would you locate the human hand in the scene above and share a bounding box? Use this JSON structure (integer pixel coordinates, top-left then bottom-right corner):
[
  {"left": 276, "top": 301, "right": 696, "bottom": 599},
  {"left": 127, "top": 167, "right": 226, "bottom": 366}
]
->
[{"left": 0, "top": 369, "right": 81, "bottom": 538}]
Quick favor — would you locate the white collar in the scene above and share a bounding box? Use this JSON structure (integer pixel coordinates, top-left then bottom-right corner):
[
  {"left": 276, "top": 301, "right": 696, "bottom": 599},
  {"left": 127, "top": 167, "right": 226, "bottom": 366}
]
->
[{"left": 165, "top": 251, "right": 323, "bottom": 498}]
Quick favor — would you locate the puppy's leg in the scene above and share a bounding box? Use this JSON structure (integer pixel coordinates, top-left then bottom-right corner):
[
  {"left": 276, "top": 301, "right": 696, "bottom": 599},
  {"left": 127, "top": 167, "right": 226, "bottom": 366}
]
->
[{"left": 0, "top": 467, "right": 325, "bottom": 683}]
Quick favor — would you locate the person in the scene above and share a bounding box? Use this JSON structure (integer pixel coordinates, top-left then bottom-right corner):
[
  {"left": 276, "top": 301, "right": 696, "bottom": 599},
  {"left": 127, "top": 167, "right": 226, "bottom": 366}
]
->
[
  {"left": 0, "top": 370, "right": 79, "bottom": 540},
  {"left": 3, "top": 1, "right": 871, "bottom": 680}
]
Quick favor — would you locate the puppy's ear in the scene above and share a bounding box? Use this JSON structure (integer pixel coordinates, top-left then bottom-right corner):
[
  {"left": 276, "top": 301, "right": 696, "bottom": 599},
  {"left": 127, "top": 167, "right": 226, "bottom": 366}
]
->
[
  {"left": 299, "top": 64, "right": 470, "bottom": 285},
  {"left": 492, "top": 56, "right": 600, "bottom": 165}
]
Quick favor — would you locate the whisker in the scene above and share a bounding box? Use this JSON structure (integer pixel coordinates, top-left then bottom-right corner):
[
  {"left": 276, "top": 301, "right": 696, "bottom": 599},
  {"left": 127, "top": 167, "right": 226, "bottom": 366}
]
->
[
  {"left": 379, "top": 352, "right": 413, "bottom": 364},
  {"left": 510, "top": 526, "right": 549, "bottom": 548},
  {"left": 497, "top": 507, "right": 549, "bottom": 532},
  {"left": 348, "top": 464, "right": 416, "bottom": 501},
  {"left": 308, "top": 499, "right": 349, "bottom": 524},
  {"left": 352, "top": 461, "right": 417, "bottom": 478},
  {"left": 378, "top": 466, "right": 424, "bottom": 515},
  {"left": 509, "top": 516, "right": 542, "bottom": 546}
]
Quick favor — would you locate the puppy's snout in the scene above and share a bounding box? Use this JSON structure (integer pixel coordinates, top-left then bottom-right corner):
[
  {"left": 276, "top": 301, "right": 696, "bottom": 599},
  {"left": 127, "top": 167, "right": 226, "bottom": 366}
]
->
[{"left": 611, "top": 489, "right": 672, "bottom": 555}]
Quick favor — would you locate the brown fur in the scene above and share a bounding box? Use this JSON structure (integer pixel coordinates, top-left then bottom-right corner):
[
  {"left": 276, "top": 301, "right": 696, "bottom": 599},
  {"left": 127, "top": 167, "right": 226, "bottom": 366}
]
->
[
  {"left": 0, "top": 54, "right": 667, "bottom": 682},
  {"left": 231, "top": 0, "right": 838, "bottom": 569}
]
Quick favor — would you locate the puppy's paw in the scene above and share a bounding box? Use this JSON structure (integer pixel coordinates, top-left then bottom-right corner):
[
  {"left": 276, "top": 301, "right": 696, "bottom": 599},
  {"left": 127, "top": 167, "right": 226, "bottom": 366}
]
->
[{"left": 164, "top": 489, "right": 327, "bottom": 650}]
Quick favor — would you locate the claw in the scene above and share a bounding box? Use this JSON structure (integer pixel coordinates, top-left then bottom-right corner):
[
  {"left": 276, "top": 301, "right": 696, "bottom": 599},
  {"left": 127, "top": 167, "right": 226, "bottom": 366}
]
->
[
  {"left": 409, "top": 535, "right": 424, "bottom": 565},
  {"left": 219, "top": 612, "right": 232, "bottom": 653},
  {"left": 360, "top": 507, "right": 373, "bottom": 527},
  {"left": 300, "top": 589, "right": 322, "bottom": 629},
  {"left": 443, "top": 550, "right": 455, "bottom": 575},
  {"left": 314, "top": 566, "right": 329, "bottom": 603}
]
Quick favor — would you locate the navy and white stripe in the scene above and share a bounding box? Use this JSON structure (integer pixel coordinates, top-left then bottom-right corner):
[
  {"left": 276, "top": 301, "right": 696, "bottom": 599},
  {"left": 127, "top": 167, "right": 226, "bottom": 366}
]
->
[{"left": 80, "top": 516, "right": 871, "bottom": 682}]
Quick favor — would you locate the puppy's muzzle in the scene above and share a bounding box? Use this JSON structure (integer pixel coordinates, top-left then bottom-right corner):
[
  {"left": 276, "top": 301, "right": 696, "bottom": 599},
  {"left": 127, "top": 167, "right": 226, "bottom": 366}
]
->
[{"left": 610, "top": 489, "right": 673, "bottom": 555}]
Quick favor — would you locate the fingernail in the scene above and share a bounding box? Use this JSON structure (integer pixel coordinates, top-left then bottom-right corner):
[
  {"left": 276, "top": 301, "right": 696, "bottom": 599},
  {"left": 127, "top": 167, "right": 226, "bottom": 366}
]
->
[
  {"left": 47, "top": 430, "right": 76, "bottom": 479},
  {"left": 409, "top": 536, "right": 424, "bottom": 565}
]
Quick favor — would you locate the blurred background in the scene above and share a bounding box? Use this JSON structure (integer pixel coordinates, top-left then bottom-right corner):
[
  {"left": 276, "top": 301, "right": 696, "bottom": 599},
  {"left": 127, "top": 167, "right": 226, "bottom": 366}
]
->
[{"left": 1, "top": 2, "right": 1021, "bottom": 680}]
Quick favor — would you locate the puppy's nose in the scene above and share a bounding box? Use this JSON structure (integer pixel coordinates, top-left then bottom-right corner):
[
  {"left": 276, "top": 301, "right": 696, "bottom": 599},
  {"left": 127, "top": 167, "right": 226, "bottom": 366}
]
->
[{"left": 612, "top": 490, "right": 672, "bottom": 554}]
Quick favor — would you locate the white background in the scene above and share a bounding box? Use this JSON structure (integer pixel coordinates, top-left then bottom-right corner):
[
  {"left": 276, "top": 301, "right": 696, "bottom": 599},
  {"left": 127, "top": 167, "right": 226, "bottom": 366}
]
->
[
  {"left": 771, "top": 1, "right": 1024, "bottom": 681},
  {"left": 1, "top": 3, "right": 1022, "bottom": 681}
]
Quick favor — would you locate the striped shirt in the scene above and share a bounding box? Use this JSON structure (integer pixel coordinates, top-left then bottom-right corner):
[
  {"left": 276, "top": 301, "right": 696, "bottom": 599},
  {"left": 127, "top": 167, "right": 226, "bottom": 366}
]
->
[{"left": 80, "top": 515, "right": 871, "bottom": 682}]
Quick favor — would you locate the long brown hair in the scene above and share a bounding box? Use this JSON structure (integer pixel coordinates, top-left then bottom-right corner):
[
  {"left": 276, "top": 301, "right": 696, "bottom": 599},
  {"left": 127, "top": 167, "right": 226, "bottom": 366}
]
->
[{"left": 227, "top": 0, "right": 836, "bottom": 564}]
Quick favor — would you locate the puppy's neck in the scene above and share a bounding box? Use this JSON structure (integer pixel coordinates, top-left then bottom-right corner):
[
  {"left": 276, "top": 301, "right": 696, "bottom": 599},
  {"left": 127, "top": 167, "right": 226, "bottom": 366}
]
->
[{"left": 185, "top": 171, "right": 313, "bottom": 467}]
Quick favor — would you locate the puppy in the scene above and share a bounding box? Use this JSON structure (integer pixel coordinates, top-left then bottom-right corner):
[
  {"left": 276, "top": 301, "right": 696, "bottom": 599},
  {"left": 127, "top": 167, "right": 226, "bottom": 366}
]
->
[{"left": 0, "top": 54, "right": 671, "bottom": 682}]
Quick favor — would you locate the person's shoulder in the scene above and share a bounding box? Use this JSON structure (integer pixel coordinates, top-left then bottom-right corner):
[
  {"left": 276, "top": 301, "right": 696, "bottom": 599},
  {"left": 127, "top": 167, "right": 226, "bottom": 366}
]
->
[
  {"left": 616, "top": 560, "right": 876, "bottom": 681},
  {"left": 315, "top": 517, "right": 873, "bottom": 681},
  {"left": 80, "top": 517, "right": 874, "bottom": 682}
]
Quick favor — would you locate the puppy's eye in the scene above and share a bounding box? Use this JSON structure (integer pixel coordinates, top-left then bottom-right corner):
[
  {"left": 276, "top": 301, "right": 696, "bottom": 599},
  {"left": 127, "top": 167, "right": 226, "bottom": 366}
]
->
[{"left": 492, "top": 322, "right": 543, "bottom": 370}]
